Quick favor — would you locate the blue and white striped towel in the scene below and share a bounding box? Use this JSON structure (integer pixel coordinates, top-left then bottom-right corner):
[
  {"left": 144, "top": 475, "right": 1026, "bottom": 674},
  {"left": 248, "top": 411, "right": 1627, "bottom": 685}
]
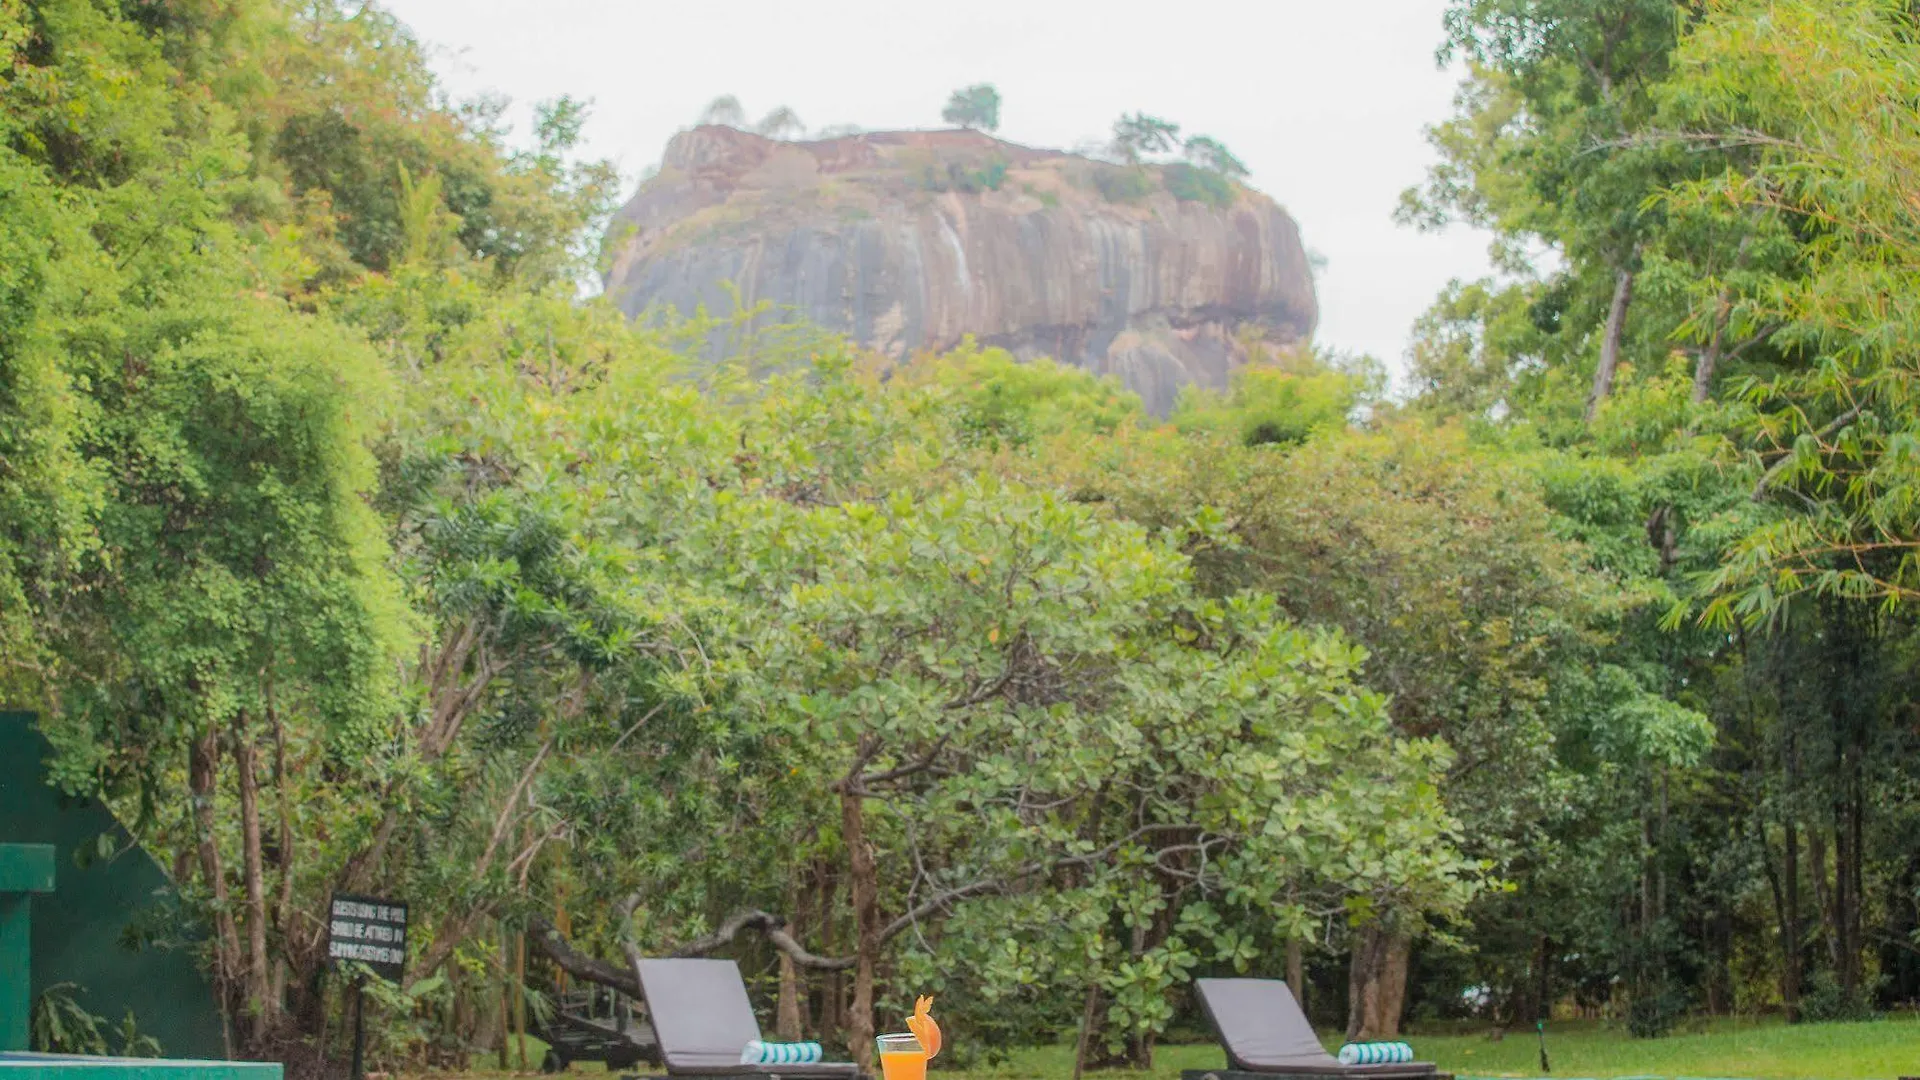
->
[
  {"left": 1338, "top": 1042, "right": 1414, "bottom": 1065},
  {"left": 741, "top": 1041, "right": 824, "bottom": 1065}
]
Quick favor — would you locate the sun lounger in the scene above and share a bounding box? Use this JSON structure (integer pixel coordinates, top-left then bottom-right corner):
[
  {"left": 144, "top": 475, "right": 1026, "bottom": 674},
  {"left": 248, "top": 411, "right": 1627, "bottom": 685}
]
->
[
  {"left": 1182, "top": 978, "right": 1442, "bottom": 1080},
  {"left": 635, "top": 957, "right": 861, "bottom": 1079}
]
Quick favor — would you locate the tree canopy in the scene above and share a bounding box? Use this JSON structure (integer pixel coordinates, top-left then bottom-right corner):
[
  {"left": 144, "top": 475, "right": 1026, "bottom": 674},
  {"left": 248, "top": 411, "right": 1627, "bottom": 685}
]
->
[
  {"left": 1392, "top": 0, "right": 1920, "bottom": 1031},
  {"left": 8, "top": 0, "right": 1920, "bottom": 1070},
  {"left": 1109, "top": 113, "right": 1182, "bottom": 166},
  {"left": 941, "top": 84, "right": 1001, "bottom": 132}
]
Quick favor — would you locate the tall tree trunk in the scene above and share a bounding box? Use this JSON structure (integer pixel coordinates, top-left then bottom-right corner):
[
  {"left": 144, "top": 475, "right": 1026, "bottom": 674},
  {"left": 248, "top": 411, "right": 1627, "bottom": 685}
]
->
[
  {"left": 1889, "top": 851, "right": 1920, "bottom": 1003},
  {"left": 1639, "top": 786, "right": 1656, "bottom": 932},
  {"left": 1371, "top": 935, "right": 1410, "bottom": 1038},
  {"left": 235, "top": 713, "right": 275, "bottom": 1043},
  {"left": 497, "top": 923, "right": 512, "bottom": 1070},
  {"left": 1691, "top": 330, "right": 1723, "bottom": 405},
  {"left": 1833, "top": 777, "right": 1863, "bottom": 999},
  {"left": 1286, "top": 937, "right": 1305, "bottom": 1008},
  {"left": 1691, "top": 287, "right": 1733, "bottom": 405},
  {"left": 1846, "top": 748, "right": 1865, "bottom": 997},
  {"left": 191, "top": 730, "right": 242, "bottom": 1031},
  {"left": 1691, "top": 231, "right": 1757, "bottom": 406},
  {"left": 793, "top": 868, "right": 818, "bottom": 1038},
  {"left": 1809, "top": 827, "right": 1840, "bottom": 973},
  {"left": 1531, "top": 933, "right": 1551, "bottom": 1021},
  {"left": 839, "top": 783, "right": 879, "bottom": 1074},
  {"left": 777, "top": 953, "right": 804, "bottom": 1041},
  {"left": 1125, "top": 884, "right": 1170, "bottom": 1069},
  {"left": 777, "top": 876, "right": 804, "bottom": 1040},
  {"left": 1351, "top": 926, "right": 1413, "bottom": 1037},
  {"left": 1071, "top": 984, "right": 1100, "bottom": 1080},
  {"left": 1833, "top": 812, "right": 1853, "bottom": 996},
  {"left": 554, "top": 875, "right": 571, "bottom": 996},
  {"left": 818, "top": 863, "right": 842, "bottom": 1041},
  {"left": 1346, "top": 930, "right": 1374, "bottom": 1042},
  {"left": 468, "top": 972, "right": 500, "bottom": 1065},
  {"left": 1784, "top": 817, "right": 1802, "bottom": 1021},
  {"left": 1584, "top": 265, "right": 1637, "bottom": 422},
  {"left": 1783, "top": 697, "right": 1804, "bottom": 1021},
  {"left": 514, "top": 931, "right": 528, "bottom": 1071},
  {"left": 269, "top": 699, "right": 298, "bottom": 1019},
  {"left": 1720, "top": 903, "right": 1735, "bottom": 1014},
  {"left": 1656, "top": 770, "right": 1670, "bottom": 921},
  {"left": 1346, "top": 927, "right": 1407, "bottom": 1040}
]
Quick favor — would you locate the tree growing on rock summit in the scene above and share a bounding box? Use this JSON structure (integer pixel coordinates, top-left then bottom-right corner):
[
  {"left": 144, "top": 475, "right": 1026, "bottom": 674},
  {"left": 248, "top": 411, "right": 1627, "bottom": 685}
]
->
[
  {"left": 941, "top": 84, "right": 1002, "bottom": 131},
  {"left": 1183, "top": 134, "right": 1248, "bottom": 178},
  {"left": 1110, "top": 113, "right": 1182, "bottom": 165}
]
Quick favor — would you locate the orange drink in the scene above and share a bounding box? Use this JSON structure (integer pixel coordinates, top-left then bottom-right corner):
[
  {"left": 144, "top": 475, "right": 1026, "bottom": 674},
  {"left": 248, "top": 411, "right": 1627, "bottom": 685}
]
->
[{"left": 876, "top": 1034, "right": 927, "bottom": 1080}]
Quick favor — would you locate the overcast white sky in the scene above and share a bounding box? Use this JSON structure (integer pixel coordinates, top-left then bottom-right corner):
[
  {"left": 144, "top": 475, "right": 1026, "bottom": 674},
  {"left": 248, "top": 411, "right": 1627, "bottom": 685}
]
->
[{"left": 379, "top": 0, "right": 1496, "bottom": 381}]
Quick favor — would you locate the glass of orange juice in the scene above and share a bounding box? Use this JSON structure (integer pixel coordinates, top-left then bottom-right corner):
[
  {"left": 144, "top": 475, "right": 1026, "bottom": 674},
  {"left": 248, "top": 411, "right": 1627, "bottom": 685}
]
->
[{"left": 876, "top": 1033, "right": 927, "bottom": 1080}]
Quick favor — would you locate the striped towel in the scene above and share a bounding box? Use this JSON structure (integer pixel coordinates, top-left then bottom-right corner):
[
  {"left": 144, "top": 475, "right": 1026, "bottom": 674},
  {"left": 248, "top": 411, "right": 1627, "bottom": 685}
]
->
[
  {"left": 1338, "top": 1042, "right": 1414, "bottom": 1065},
  {"left": 740, "top": 1041, "right": 824, "bottom": 1065}
]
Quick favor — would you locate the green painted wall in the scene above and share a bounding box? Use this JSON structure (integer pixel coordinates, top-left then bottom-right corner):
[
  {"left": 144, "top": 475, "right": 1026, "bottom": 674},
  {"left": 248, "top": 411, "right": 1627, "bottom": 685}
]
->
[
  {"left": 0, "top": 1054, "right": 280, "bottom": 1080},
  {"left": 0, "top": 845, "right": 56, "bottom": 1052},
  {"left": 0, "top": 714, "right": 226, "bottom": 1059},
  {"left": 0, "top": 846, "right": 54, "bottom": 892}
]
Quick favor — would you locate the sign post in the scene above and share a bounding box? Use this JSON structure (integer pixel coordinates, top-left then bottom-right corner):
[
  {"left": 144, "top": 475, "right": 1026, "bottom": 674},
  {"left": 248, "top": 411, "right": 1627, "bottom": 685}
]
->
[
  {"left": 326, "top": 893, "right": 408, "bottom": 1080},
  {"left": 0, "top": 844, "right": 55, "bottom": 1052},
  {"left": 349, "top": 983, "right": 364, "bottom": 1080}
]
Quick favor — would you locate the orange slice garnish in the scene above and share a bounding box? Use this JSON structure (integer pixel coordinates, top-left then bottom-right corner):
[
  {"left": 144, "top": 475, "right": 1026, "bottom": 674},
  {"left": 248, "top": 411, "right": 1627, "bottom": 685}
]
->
[{"left": 905, "top": 995, "right": 941, "bottom": 1059}]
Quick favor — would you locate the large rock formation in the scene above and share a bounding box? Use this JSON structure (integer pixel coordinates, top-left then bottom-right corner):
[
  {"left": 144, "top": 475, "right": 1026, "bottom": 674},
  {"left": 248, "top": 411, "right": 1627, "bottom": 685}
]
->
[{"left": 603, "top": 126, "right": 1318, "bottom": 413}]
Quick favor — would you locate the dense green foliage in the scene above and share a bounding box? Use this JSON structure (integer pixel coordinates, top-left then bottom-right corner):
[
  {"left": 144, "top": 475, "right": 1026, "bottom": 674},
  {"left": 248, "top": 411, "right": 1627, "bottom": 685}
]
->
[
  {"left": 5, "top": 0, "right": 1919, "bottom": 1073},
  {"left": 1161, "top": 165, "right": 1235, "bottom": 210},
  {"left": 1099, "top": 115, "right": 1248, "bottom": 209},
  {"left": 0, "top": 1, "right": 1468, "bottom": 1069},
  {"left": 1109, "top": 114, "right": 1183, "bottom": 167},
  {"left": 941, "top": 85, "right": 1001, "bottom": 132},
  {"left": 1398, "top": 0, "right": 1920, "bottom": 1036}
]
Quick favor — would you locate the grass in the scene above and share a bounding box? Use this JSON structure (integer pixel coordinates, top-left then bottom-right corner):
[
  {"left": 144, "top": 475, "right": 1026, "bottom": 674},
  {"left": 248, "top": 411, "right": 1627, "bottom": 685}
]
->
[
  {"left": 420, "top": 1015, "right": 1920, "bottom": 1080},
  {"left": 941, "top": 1017, "right": 1920, "bottom": 1080}
]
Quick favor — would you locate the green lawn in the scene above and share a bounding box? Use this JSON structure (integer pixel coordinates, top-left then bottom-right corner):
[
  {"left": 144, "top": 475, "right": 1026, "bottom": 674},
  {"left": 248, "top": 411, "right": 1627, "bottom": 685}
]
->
[
  {"left": 940, "top": 1016, "right": 1920, "bottom": 1080},
  {"left": 437, "top": 1016, "right": 1920, "bottom": 1080}
]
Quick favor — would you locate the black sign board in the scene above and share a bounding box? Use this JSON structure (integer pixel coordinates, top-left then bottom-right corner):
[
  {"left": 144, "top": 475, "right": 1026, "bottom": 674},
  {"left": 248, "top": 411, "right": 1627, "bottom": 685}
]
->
[{"left": 326, "top": 892, "right": 409, "bottom": 981}]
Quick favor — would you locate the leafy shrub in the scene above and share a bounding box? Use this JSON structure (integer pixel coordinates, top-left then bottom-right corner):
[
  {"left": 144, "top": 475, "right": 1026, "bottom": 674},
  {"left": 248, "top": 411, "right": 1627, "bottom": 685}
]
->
[
  {"left": 1799, "top": 970, "right": 1882, "bottom": 1023},
  {"left": 913, "top": 155, "right": 1008, "bottom": 194},
  {"left": 31, "top": 984, "right": 105, "bottom": 1055},
  {"left": 1626, "top": 982, "right": 1686, "bottom": 1039},
  {"left": 30, "top": 985, "right": 161, "bottom": 1057},
  {"left": 1021, "top": 182, "right": 1060, "bottom": 208},
  {"left": 969, "top": 159, "right": 1008, "bottom": 192},
  {"left": 902, "top": 339, "right": 1146, "bottom": 448},
  {"left": 1093, "top": 166, "right": 1157, "bottom": 202},
  {"left": 1172, "top": 365, "right": 1362, "bottom": 447},
  {"left": 1164, "top": 163, "right": 1236, "bottom": 208}
]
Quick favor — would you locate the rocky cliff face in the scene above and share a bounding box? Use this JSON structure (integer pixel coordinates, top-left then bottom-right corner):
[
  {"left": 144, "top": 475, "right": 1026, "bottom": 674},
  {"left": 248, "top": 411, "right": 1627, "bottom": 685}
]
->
[{"left": 604, "top": 126, "right": 1318, "bottom": 413}]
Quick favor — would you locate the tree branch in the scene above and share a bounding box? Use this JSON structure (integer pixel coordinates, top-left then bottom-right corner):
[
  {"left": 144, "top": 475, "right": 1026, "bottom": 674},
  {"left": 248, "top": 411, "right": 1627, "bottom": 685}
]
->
[
  {"left": 525, "top": 824, "right": 1209, "bottom": 994},
  {"left": 1582, "top": 127, "right": 1814, "bottom": 157},
  {"left": 1751, "top": 404, "right": 1863, "bottom": 501},
  {"left": 857, "top": 735, "right": 953, "bottom": 790},
  {"left": 877, "top": 878, "right": 1007, "bottom": 944},
  {"left": 477, "top": 738, "right": 554, "bottom": 878},
  {"left": 1723, "top": 323, "right": 1781, "bottom": 365},
  {"left": 671, "top": 910, "right": 856, "bottom": 971},
  {"left": 944, "top": 668, "right": 1016, "bottom": 711},
  {"left": 527, "top": 914, "right": 644, "bottom": 996}
]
